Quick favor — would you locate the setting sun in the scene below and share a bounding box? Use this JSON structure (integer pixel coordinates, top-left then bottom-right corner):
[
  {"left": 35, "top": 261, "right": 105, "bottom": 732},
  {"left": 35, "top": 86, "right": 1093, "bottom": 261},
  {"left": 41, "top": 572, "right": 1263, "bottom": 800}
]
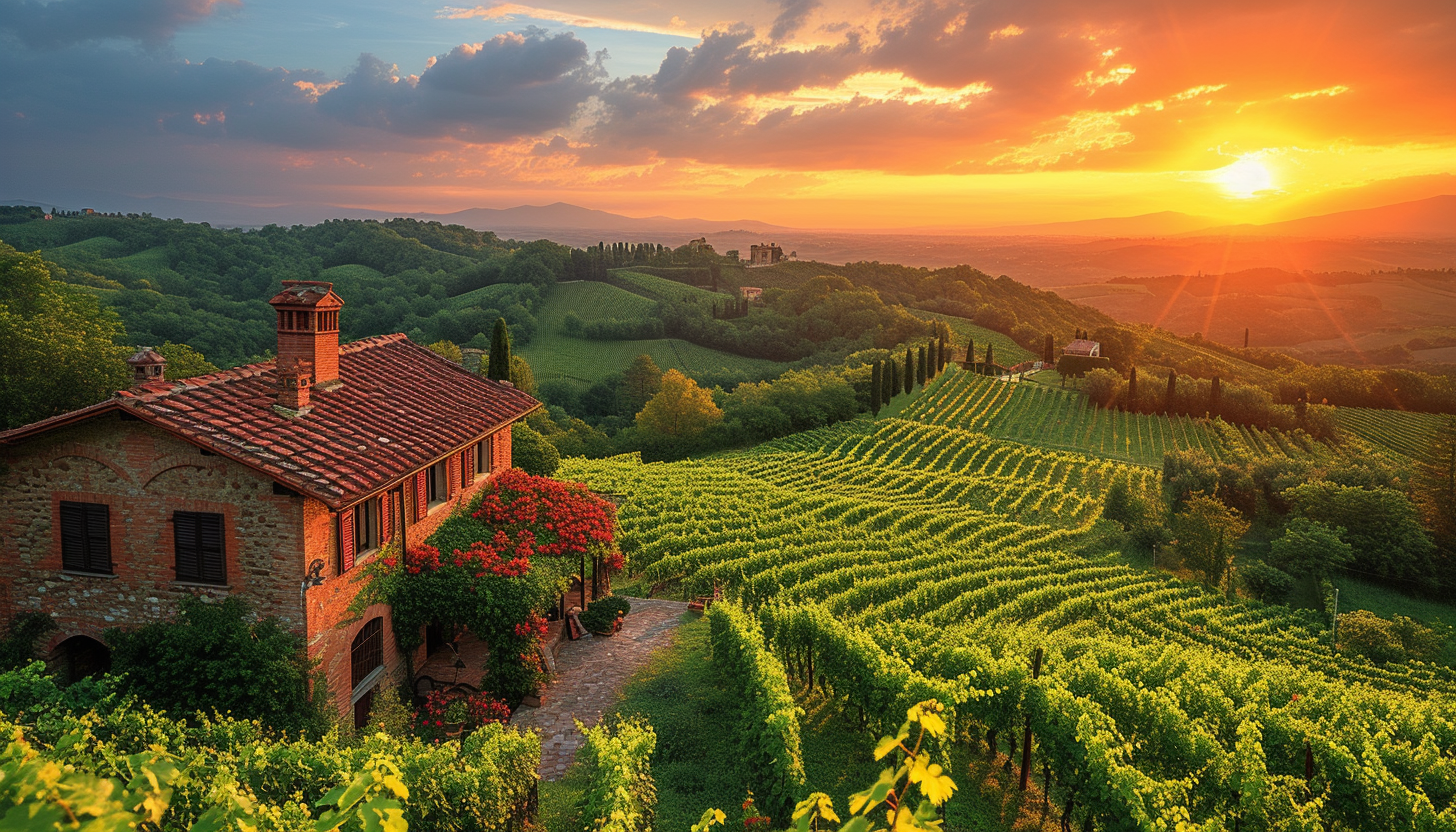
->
[{"left": 1212, "top": 156, "right": 1276, "bottom": 199}]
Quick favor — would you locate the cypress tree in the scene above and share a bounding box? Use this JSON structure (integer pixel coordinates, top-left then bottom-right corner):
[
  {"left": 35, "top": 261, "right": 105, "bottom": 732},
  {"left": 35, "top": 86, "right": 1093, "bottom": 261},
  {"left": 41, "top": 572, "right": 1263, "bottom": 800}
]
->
[
  {"left": 889, "top": 360, "right": 900, "bottom": 399},
  {"left": 1044, "top": 333, "right": 1055, "bottom": 365},
  {"left": 966, "top": 338, "right": 974, "bottom": 370},
  {"left": 871, "top": 361, "right": 882, "bottom": 416},
  {"left": 1244, "top": 328, "right": 1250, "bottom": 348},
  {"left": 1165, "top": 370, "right": 1177, "bottom": 413},
  {"left": 984, "top": 343, "right": 995, "bottom": 373},
  {"left": 487, "top": 318, "right": 513, "bottom": 382},
  {"left": 1127, "top": 366, "right": 1138, "bottom": 411},
  {"left": 938, "top": 337, "right": 947, "bottom": 372},
  {"left": 917, "top": 346, "right": 927, "bottom": 386},
  {"left": 1209, "top": 375, "right": 1221, "bottom": 415},
  {"left": 904, "top": 348, "right": 914, "bottom": 395}
]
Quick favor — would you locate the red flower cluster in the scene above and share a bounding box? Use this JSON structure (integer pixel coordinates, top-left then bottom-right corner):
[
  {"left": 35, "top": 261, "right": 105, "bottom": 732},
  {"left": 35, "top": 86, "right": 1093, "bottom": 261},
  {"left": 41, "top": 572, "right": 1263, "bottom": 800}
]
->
[
  {"left": 458, "top": 535, "right": 533, "bottom": 577},
  {"left": 514, "top": 614, "right": 549, "bottom": 640},
  {"left": 605, "top": 551, "right": 625, "bottom": 573},
  {"left": 420, "top": 689, "right": 512, "bottom": 727},
  {"left": 472, "top": 470, "right": 616, "bottom": 558},
  {"left": 404, "top": 544, "right": 441, "bottom": 575}
]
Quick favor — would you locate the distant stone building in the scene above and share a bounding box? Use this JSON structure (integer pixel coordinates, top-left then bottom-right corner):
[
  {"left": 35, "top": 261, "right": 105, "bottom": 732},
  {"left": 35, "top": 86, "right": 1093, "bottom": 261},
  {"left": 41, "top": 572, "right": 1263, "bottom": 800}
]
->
[
  {"left": 687, "top": 237, "right": 715, "bottom": 254},
  {"left": 741, "top": 287, "right": 763, "bottom": 302},
  {"left": 749, "top": 243, "right": 785, "bottom": 266},
  {"left": 1063, "top": 339, "right": 1101, "bottom": 357}
]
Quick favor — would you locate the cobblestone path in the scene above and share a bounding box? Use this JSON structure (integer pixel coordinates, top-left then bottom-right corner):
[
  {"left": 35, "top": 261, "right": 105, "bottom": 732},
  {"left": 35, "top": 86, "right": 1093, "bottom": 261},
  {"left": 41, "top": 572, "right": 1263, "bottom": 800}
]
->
[{"left": 510, "top": 598, "right": 688, "bottom": 780}]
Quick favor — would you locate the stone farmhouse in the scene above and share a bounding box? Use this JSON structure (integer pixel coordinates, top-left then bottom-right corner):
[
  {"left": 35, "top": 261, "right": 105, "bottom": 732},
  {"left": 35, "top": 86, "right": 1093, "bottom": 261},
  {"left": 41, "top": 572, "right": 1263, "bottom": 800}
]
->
[
  {"left": 0, "top": 280, "right": 541, "bottom": 726},
  {"left": 1063, "top": 339, "right": 1102, "bottom": 357}
]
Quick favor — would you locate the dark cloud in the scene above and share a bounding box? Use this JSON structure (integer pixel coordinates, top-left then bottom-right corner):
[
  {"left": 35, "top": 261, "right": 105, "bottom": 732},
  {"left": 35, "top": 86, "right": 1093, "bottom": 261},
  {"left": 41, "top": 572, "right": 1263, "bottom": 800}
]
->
[
  {"left": 0, "top": 0, "right": 235, "bottom": 49},
  {"left": 0, "top": 29, "right": 602, "bottom": 151},
  {"left": 317, "top": 32, "right": 603, "bottom": 141},
  {"left": 770, "top": 0, "right": 822, "bottom": 41}
]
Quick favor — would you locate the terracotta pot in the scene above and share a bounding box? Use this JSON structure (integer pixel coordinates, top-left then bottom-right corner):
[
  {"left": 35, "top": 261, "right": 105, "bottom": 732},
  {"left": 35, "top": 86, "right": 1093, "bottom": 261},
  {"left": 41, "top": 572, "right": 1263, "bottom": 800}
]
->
[{"left": 444, "top": 722, "right": 464, "bottom": 738}]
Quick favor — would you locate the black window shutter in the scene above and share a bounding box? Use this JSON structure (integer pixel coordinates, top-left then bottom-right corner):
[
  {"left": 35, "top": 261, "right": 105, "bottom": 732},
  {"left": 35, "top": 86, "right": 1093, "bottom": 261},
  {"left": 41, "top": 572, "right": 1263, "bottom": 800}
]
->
[
  {"left": 60, "top": 502, "right": 111, "bottom": 573},
  {"left": 175, "top": 511, "right": 226, "bottom": 584},
  {"left": 60, "top": 503, "right": 88, "bottom": 571},
  {"left": 83, "top": 503, "right": 110, "bottom": 573},
  {"left": 199, "top": 514, "right": 225, "bottom": 583},
  {"left": 174, "top": 511, "right": 200, "bottom": 580}
]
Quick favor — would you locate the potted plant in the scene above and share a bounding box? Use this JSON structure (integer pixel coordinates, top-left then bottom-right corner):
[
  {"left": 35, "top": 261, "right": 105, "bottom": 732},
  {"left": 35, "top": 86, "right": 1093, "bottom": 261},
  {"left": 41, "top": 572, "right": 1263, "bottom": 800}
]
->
[{"left": 442, "top": 696, "right": 469, "bottom": 737}]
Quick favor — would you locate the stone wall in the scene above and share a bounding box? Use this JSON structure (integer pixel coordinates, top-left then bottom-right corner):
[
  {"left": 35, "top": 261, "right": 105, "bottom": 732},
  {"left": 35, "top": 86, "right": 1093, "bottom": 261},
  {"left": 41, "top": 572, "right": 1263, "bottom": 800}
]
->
[{"left": 0, "top": 412, "right": 307, "bottom": 650}]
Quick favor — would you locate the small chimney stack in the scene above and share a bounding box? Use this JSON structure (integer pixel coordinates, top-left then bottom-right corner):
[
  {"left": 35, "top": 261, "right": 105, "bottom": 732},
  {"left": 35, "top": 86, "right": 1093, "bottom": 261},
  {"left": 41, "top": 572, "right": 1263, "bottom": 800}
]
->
[
  {"left": 126, "top": 347, "right": 166, "bottom": 386},
  {"left": 275, "top": 358, "right": 314, "bottom": 415},
  {"left": 267, "top": 280, "right": 344, "bottom": 388}
]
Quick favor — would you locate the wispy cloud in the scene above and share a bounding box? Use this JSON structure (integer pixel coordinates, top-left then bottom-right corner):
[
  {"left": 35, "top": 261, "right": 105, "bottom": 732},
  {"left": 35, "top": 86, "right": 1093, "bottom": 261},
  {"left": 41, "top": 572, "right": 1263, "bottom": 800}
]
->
[
  {"left": 1287, "top": 85, "right": 1350, "bottom": 100},
  {"left": 438, "top": 4, "right": 696, "bottom": 38}
]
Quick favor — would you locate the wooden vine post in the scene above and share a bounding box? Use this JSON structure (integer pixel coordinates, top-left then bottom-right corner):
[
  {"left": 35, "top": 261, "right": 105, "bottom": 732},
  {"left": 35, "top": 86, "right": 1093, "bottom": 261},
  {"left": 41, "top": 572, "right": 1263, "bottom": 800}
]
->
[{"left": 1019, "top": 646, "right": 1044, "bottom": 791}]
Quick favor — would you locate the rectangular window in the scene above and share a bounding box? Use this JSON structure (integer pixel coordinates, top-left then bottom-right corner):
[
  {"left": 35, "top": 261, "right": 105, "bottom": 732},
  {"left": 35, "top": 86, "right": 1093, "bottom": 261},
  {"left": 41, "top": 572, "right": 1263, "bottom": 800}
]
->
[
  {"left": 427, "top": 461, "right": 448, "bottom": 509},
  {"left": 476, "top": 437, "right": 494, "bottom": 477},
  {"left": 174, "top": 511, "right": 226, "bottom": 584},
  {"left": 354, "top": 499, "right": 379, "bottom": 556},
  {"left": 59, "top": 501, "right": 111, "bottom": 574}
]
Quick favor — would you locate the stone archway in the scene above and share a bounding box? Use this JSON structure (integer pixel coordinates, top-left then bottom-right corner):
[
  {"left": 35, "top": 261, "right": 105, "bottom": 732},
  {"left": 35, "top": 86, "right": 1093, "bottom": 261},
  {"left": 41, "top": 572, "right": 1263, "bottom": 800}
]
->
[{"left": 50, "top": 635, "right": 111, "bottom": 685}]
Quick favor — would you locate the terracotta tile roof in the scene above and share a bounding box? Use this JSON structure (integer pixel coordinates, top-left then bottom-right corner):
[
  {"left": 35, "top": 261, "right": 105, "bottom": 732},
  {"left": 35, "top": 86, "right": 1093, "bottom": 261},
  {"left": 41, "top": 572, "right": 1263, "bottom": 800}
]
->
[
  {"left": 1063, "top": 339, "right": 1100, "bottom": 355},
  {"left": 0, "top": 334, "right": 540, "bottom": 508}
]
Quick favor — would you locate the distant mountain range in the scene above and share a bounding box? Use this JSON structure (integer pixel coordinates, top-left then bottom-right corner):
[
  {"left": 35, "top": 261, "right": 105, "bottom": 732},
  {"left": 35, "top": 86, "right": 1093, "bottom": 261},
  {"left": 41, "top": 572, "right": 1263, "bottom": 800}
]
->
[{"left": 1188, "top": 195, "right": 1456, "bottom": 238}]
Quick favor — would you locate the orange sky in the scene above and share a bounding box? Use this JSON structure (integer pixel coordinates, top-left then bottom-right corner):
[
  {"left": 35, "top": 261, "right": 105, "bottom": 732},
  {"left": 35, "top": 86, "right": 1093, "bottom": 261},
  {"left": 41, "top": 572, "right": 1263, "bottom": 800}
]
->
[{"left": 3, "top": 0, "right": 1453, "bottom": 227}]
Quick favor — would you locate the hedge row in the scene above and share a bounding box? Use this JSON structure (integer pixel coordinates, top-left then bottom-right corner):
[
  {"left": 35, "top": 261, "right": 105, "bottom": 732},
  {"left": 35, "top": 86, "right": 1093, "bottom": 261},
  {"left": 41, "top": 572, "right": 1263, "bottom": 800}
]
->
[
  {"left": 706, "top": 603, "right": 806, "bottom": 821},
  {"left": 576, "top": 717, "right": 658, "bottom": 832}
]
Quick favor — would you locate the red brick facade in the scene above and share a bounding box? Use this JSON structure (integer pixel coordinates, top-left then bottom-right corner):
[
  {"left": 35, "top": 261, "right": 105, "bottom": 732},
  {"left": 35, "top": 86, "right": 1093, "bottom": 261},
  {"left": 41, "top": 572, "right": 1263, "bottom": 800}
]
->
[
  {"left": 0, "top": 412, "right": 517, "bottom": 722},
  {"left": 0, "top": 281, "right": 538, "bottom": 723}
]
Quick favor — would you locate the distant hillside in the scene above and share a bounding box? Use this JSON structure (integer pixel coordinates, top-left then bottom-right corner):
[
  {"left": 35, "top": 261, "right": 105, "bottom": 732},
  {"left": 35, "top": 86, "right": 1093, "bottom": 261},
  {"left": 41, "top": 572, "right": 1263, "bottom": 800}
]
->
[{"left": 1193, "top": 195, "right": 1456, "bottom": 238}]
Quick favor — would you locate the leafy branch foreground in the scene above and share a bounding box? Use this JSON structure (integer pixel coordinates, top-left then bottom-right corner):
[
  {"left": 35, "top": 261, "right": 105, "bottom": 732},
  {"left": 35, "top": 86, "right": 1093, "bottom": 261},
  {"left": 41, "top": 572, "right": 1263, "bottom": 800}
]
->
[{"left": 693, "top": 701, "right": 957, "bottom": 832}]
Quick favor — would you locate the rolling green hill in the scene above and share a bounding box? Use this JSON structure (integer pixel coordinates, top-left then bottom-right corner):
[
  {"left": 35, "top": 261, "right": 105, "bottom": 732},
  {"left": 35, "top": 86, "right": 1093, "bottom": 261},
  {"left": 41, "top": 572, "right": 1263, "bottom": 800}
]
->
[{"left": 517, "top": 280, "right": 788, "bottom": 385}]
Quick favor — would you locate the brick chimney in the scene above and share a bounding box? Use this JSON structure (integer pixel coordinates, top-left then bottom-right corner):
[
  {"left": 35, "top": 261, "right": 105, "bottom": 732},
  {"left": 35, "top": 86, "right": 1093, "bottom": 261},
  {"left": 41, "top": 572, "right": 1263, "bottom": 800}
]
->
[
  {"left": 126, "top": 347, "right": 166, "bottom": 386},
  {"left": 267, "top": 281, "right": 344, "bottom": 388},
  {"left": 275, "top": 358, "right": 314, "bottom": 415}
]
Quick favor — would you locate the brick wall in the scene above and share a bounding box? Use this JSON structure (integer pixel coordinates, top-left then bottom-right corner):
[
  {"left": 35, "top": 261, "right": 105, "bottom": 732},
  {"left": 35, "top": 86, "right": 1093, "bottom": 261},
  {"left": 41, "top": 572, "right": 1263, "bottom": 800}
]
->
[
  {"left": 0, "top": 413, "right": 306, "bottom": 652},
  {"left": 1, "top": 413, "right": 519, "bottom": 723},
  {"left": 307, "top": 424, "right": 514, "bottom": 719}
]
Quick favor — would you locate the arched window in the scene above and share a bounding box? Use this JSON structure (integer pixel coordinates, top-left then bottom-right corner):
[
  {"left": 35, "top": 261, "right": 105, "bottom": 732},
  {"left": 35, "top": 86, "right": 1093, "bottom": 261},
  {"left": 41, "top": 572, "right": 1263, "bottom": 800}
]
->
[
  {"left": 51, "top": 635, "right": 111, "bottom": 685},
  {"left": 350, "top": 618, "right": 384, "bottom": 728}
]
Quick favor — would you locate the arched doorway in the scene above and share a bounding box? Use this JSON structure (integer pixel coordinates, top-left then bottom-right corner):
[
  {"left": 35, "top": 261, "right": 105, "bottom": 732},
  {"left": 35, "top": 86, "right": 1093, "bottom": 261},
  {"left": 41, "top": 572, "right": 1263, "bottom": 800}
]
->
[
  {"left": 50, "top": 635, "right": 111, "bottom": 685},
  {"left": 351, "top": 618, "right": 384, "bottom": 728}
]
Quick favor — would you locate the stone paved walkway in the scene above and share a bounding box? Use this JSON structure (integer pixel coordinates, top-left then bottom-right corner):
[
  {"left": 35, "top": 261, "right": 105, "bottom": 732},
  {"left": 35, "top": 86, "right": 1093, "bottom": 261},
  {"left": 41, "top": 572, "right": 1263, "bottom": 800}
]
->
[{"left": 510, "top": 598, "right": 688, "bottom": 780}]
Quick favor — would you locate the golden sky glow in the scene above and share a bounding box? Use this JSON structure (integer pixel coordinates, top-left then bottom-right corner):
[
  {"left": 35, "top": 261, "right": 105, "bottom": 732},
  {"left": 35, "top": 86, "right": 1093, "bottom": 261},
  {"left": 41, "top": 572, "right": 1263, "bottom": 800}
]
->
[{"left": 2, "top": 0, "right": 1453, "bottom": 228}]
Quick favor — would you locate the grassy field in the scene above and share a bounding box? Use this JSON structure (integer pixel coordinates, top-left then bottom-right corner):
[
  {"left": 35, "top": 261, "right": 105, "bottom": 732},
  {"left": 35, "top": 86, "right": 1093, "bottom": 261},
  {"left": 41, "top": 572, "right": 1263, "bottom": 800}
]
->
[
  {"left": 903, "top": 368, "right": 1336, "bottom": 468},
  {"left": 610, "top": 270, "right": 732, "bottom": 305},
  {"left": 913, "top": 310, "right": 1037, "bottom": 364},
  {"left": 518, "top": 281, "right": 788, "bottom": 385}
]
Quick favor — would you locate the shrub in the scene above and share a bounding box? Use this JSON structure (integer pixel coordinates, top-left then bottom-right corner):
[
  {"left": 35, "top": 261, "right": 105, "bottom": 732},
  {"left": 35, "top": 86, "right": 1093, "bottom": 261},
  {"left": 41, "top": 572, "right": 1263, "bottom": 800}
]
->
[
  {"left": 577, "top": 717, "right": 658, "bottom": 832},
  {"left": 513, "top": 421, "right": 562, "bottom": 476},
  {"left": 105, "top": 596, "right": 328, "bottom": 735},
  {"left": 0, "top": 612, "right": 56, "bottom": 672},
  {"left": 581, "top": 596, "right": 632, "bottom": 634},
  {"left": 1238, "top": 560, "right": 1294, "bottom": 604}
]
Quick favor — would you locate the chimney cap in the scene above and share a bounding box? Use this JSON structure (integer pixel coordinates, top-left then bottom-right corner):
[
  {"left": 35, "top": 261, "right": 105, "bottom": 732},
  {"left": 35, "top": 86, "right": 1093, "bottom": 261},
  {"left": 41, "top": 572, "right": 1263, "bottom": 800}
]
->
[
  {"left": 268, "top": 280, "right": 343, "bottom": 309},
  {"left": 126, "top": 347, "right": 166, "bottom": 367}
]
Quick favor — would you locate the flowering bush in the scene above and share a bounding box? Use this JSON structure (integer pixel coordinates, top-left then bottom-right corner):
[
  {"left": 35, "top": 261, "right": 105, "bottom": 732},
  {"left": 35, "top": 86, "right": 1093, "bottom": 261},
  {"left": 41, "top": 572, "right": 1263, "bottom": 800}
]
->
[
  {"left": 420, "top": 689, "right": 512, "bottom": 734},
  {"left": 356, "top": 472, "right": 619, "bottom": 706}
]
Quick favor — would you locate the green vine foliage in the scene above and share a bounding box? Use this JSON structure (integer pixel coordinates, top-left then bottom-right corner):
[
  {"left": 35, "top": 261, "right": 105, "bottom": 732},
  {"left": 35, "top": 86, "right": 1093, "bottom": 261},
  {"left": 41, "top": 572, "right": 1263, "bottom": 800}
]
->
[
  {"left": 0, "top": 680, "right": 540, "bottom": 832},
  {"left": 576, "top": 717, "right": 657, "bottom": 832},
  {"left": 706, "top": 603, "right": 807, "bottom": 822}
]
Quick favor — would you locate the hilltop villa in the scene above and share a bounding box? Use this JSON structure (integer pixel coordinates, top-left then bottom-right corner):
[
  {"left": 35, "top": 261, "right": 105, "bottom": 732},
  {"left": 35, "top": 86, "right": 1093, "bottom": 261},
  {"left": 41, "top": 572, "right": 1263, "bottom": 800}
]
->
[{"left": 0, "top": 280, "right": 541, "bottom": 725}]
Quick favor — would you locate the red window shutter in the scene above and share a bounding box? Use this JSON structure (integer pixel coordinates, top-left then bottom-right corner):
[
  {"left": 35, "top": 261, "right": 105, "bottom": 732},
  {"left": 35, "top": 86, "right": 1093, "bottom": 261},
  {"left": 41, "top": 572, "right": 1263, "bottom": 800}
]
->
[
  {"left": 461, "top": 447, "right": 474, "bottom": 486},
  {"left": 339, "top": 508, "right": 356, "bottom": 572},
  {"left": 379, "top": 494, "right": 393, "bottom": 544},
  {"left": 447, "top": 454, "right": 460, "bottom": 496},
  {"left": 414, "top": 470, "right": 428, "bottom": 519}
]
